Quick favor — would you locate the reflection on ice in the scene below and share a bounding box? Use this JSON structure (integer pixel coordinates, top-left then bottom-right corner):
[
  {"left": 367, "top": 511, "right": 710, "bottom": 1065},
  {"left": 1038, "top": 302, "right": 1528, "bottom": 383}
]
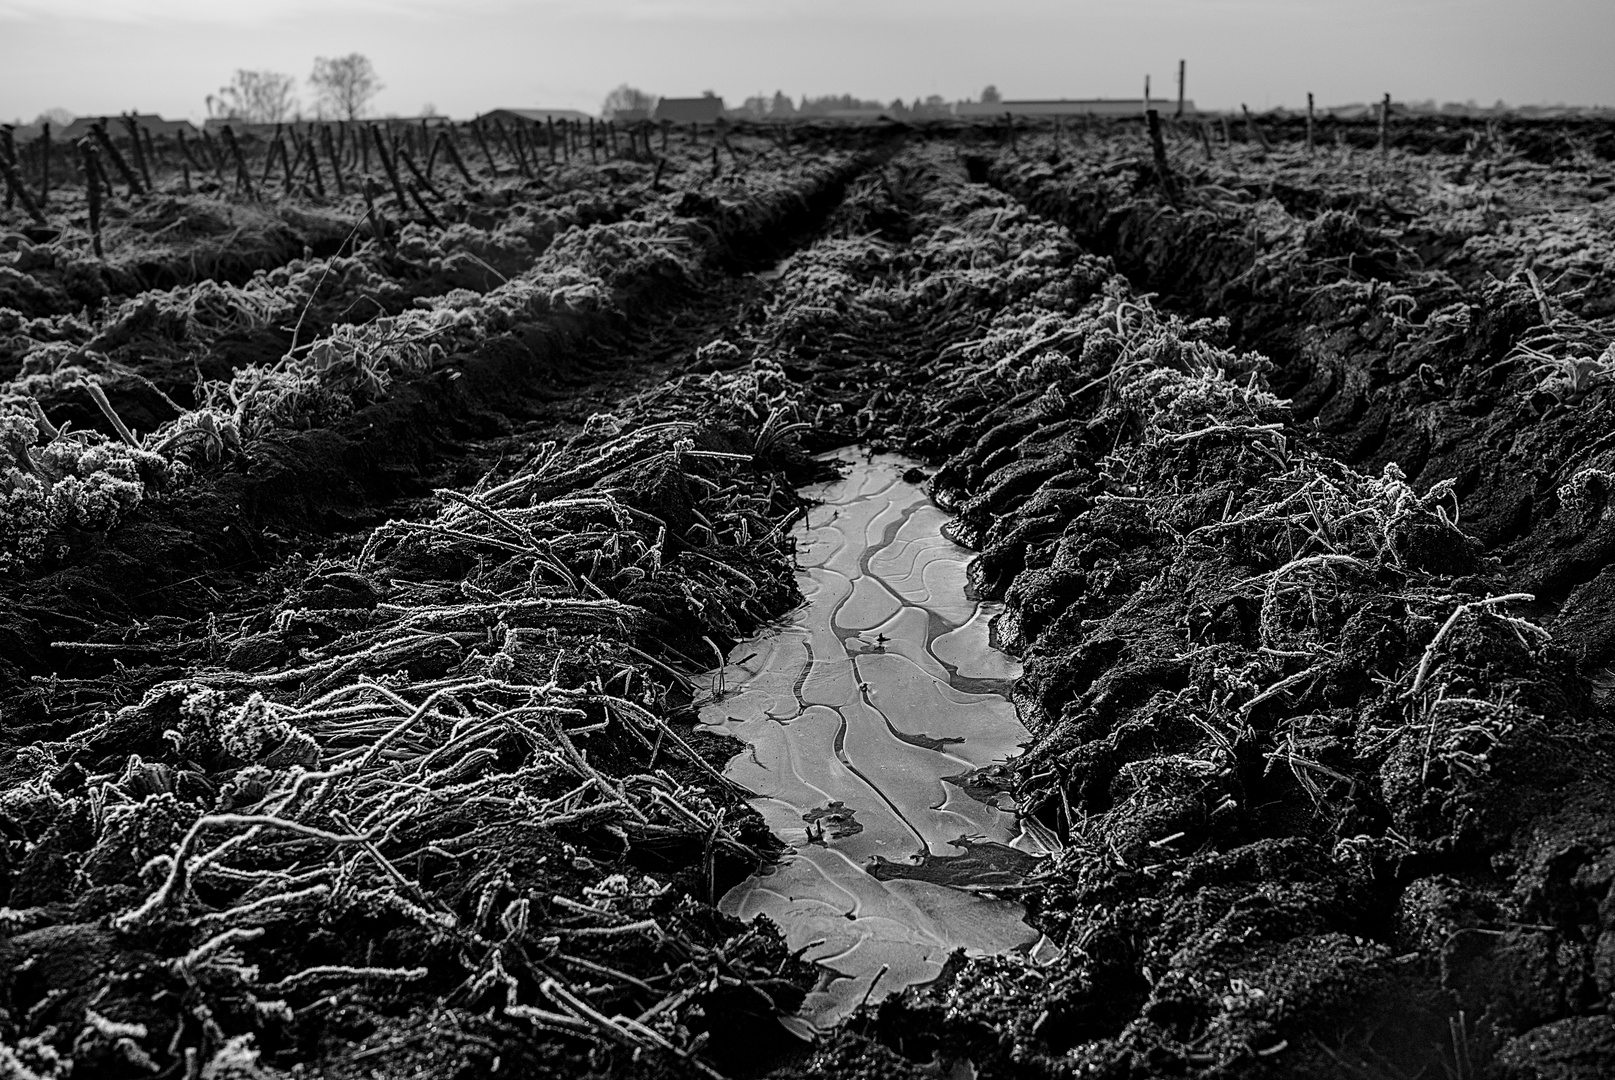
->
[{"left": 699, "top": 453, "right": 1050, "bottom": 1029}]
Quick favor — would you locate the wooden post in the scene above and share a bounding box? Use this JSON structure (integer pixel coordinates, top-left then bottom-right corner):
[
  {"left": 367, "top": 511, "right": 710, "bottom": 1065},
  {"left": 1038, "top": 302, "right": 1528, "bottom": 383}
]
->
[
  {"left": 492, "top": 118, "right": 529, "bottom": 178},
  {"left": 470, "top": 120, "right": 498, "bottom": 175},
  {"left": 407, "top": 182, "right": 443, "bottom": 229},
  {"left": 1176, "top": 59, "right": 1186, "bottom": 119},
  {"left": 1146, "top": 109, "right": 1178, "bottom": 205},
  {"left": 92, "top": 120, "right": 143, "bottom": 195},
  {"left": 80, "top": 139, "right": 104, "bottom": 256},
  {"left": 1240, "top": 104, "right": 1271, "bottom": 151},
  {"left": 361, "top": 122, "right": 371, "bottom": 172},
  {"left": 0, "top": 126, "right": 13, "bottom": 211},
  {"left": 1198, "top": 120, "right": 1214, "bottom": 160},
  {"left": 198, "top": 127, "right": 229, "bottom": 188},
  {"left": 304, "top": 137, "right": 325, "bottom": 197},
  {"left": 437, "top": 130, "right": 476, "bottom": 188},
  {"left": 397, "top": 146, "right": 444, "bottom": 202},
  {"left": 262, "top": 123, "right": 281, "bottom": 185},
  {"left": 370, "top": 124, "right": 410, "bottom": 207},
  {"left": 322, "top": 124, "right": 346, "bottom": 194},
  {"left": 142, "top": 126, "right": 161, "bottom": 179},
  {"left": 1306, "top": 92, "right": 1316, "bottom": 155},
  {"left": 546, "top": 118, "right": 557, "bottom": 163},
  {"left": 1379, "top": 92, "right": 1391, "bottom": 157},
  {"left": 588, "top": 118, "right": 597, "bottom": 163},
  {"left": 220, "top": 124, "right": 255, "bottom": 198},
  {"left": 38, "top": 122, "right": 51, "bottom": 208},
  {"left": 424, "top": 124, "right": 440, "bottom": 178},
  {"left": 1, "top": 142, "right": 46, "bottom": 225},
  {"left": 121, "top": 115, "right": 153, "bottom": 192},
  {"left": 363, "top": 177, "right": 391, "bottom": 252}
]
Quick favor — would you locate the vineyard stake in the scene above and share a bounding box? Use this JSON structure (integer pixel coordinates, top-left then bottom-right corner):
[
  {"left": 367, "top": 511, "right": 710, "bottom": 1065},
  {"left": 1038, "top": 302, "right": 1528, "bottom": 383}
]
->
[
  {"left": 79, "top": 138, "right": 104, "bottom": 255},
  {"left": 1146, "top": 109, "right": 1179, "bottom": 205},
  {"left": 143, "top": 126, "right": 161, "bottom": 178},
  {"left": 220, "top": 124, "right": 255, "bottom": 199},
  {"left": 470, "top": 120, "right": 498, "bottom": 176},
  {"left": 588, "top": 118, "right": 597, "bottom": 164},
  {"left": 1239, "top": 105, "right": 1270, "bottom": 151},
  {"left": 1176, "top": 59, "right": 1186, "bottom": 119},
  {"left": 263, "top": 123, "right": 282, "bottom": 185},
  {"left": 1379, "top": 92, "right": 1391, "bottom": 157},
  {"left": 124, "top": 115, "right": 153, "bottom": 191},
  {"left": 38, "top": 122, "right": 51, "bottom": 208},
  {"left": 437, "top": 130, "right": 476, "bottom": 189},
  {"left": 196, "top": 127, "right": 228, "bottom": 189},
  {"left": 92, "top": 120, "right": 143, "bottom": 195},
  {"left": 492, "top": 118, "right": 529, "bottom": 178},
  {"left": 0, "top": 142, "right": 45, "bottom": 225},
  {"left": 1306, "top": 92, "right": 1316, "bottom": 155},
  {"left": 363, "top": 177, "right": 392, "bottom": 252},
  {"left": 305, "top": 137, "right": 326, "bottom": 197},
  {"left": 122, "top": 114, "right": 153, "bottom": 191},
  {"left": 369, "top": 125, "right": 410, "bottom": 208},
  {"left": 1198, "top": 119, "right": 1214, "bottom": 160},
  {"left": 407, "top": 181, "right": 443, "bottom": 229},
  {"left": 424, "top": 123, "right": 440, "bottom": 178},
  {"left": 0, "top": 126, "right": 13, "bottom": 211},
  {"left": 322, "top": 125, "right": 346, "bottom": 195},
  {"left": 546, "top": 118, "right": 557, "bottom": 163},
  {"left": 397, "top": 146, "right": 445, "bottom": 202}
]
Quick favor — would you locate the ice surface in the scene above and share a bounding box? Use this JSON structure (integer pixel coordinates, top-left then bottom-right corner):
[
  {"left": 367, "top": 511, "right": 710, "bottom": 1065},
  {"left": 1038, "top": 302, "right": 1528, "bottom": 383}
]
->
[{"left": 699, "top": 453, "right": 1045, "bottom": 1028}]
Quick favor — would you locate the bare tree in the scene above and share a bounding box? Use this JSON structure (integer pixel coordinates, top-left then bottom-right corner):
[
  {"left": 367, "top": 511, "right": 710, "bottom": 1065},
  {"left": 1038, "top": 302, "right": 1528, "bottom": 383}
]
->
[
  {"left": 210, "top": 70, "right": 299, "bottom": 123},
  {"left": 981, "top": 85, "right": 1002, "bottom": 104},
  {"left": 309, "top": 54, "right": 383, "bottom": 121},
  {"left": 602, "top": 84, "right": 658, "bottom": 120}
]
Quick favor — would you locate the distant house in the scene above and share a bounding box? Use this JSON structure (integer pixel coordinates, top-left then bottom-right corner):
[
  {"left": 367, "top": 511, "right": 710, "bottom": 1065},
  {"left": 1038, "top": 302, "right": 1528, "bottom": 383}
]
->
[
  {"left": 59, "top": 113, "right": 199, "bottom": 141},
  {"left": 654, "top": 97, "right": 726, "bottom": 124},
  {"left": 955, "top": 99, "right": 1197, "bottom": 118},
  {"left": 476, "top": 108, "right": 594, "bottom": 127}
]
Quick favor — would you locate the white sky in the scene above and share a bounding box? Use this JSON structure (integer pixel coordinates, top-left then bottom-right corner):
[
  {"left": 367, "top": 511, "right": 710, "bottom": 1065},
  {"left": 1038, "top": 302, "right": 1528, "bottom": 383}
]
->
[{"left": 2, "top": 0, "right": 1611, "bottom": 122}]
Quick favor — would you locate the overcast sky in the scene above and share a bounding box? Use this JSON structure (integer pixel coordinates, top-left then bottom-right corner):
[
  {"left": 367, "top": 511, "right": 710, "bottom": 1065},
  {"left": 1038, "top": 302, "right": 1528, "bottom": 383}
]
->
[{"left": 2, "top": 0, "right": 1611, "bottom": 122}]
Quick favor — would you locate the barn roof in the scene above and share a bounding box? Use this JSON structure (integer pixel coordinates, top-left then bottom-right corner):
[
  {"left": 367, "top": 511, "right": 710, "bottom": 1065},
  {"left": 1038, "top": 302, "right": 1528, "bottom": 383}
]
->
[
  {"left": 477, "top": 108, "right": 594, "bottom": 125},
  {"left": 654, "top": 97, "right": 726, "bottom": 124},
  {"left": 57, "top": 114, "right": 199, "bottom": 141}
]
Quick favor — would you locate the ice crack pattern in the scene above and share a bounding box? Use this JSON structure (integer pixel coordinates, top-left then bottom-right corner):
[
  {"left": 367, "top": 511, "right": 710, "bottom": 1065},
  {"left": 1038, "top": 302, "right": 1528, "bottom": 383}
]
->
[{"left": 701, "top": 453, "right": 1050, "bottom": 1028}]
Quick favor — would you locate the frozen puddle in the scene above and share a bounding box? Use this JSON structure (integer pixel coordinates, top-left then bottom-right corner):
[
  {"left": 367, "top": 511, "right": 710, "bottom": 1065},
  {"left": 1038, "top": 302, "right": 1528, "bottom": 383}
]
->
[{"left": 699, "top": 453, "right": 1050, "bottom": 1029}]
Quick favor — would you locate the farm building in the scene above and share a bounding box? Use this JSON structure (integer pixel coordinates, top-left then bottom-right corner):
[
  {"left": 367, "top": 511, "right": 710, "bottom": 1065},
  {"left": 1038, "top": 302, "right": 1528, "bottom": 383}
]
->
[
  {"left": 57, "top": 114, "right": 198, "bottom": 140},
  {"left": 822, "top": 107, "right": 893, "bottom": 121},
  {"left": 475, "top": 108, "right": 594, "bottom": 126},
  {"left": 654, "top": 97, "right": 726, "bottom": 124},
  {"left": 955, "top": 98, "right": 1198, "bottom": 118}
]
